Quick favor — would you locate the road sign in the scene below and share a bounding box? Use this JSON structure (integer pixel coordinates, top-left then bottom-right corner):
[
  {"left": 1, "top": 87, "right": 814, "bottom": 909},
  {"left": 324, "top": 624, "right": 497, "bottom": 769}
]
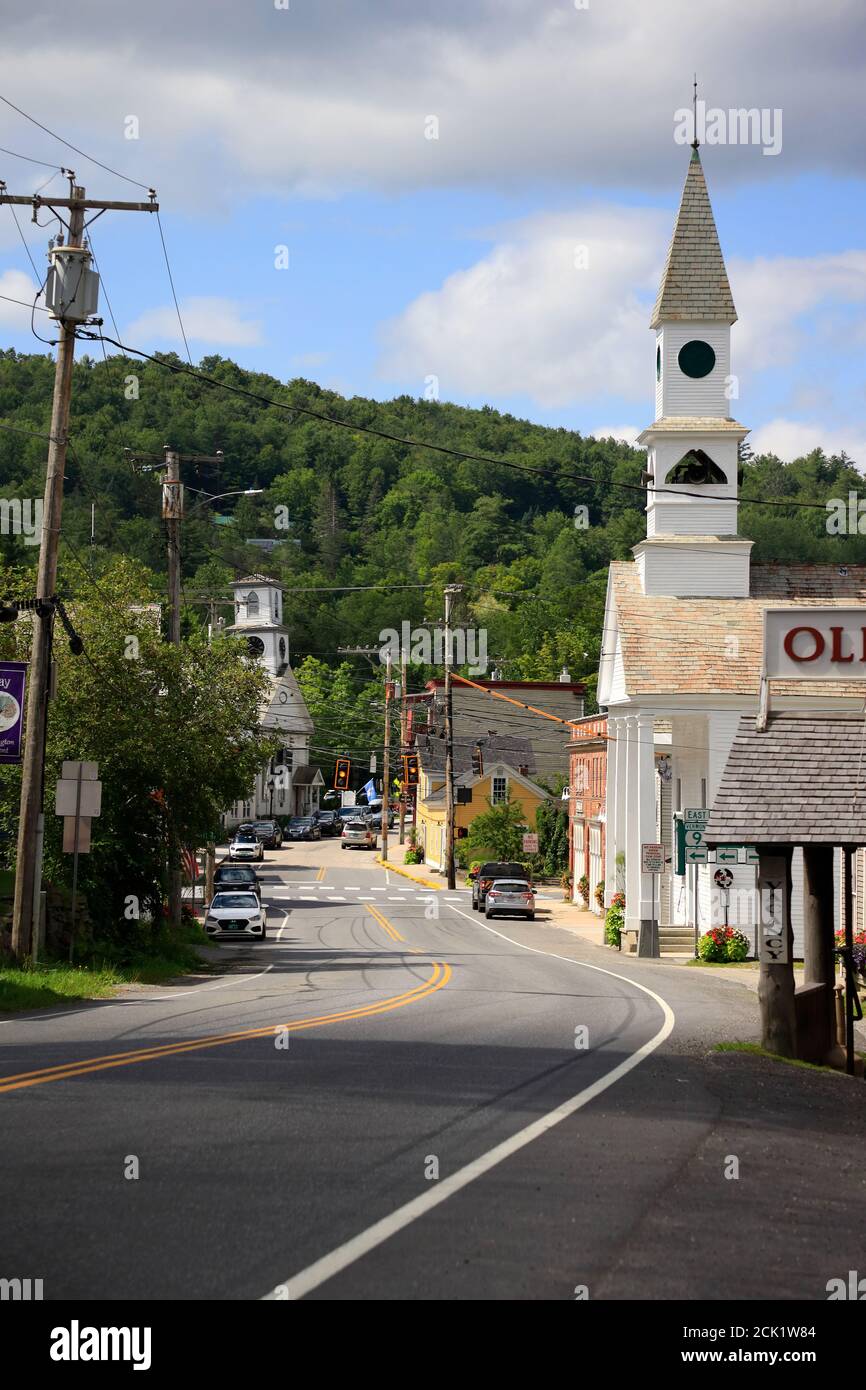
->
[
  {"left": 744, "top": 846, "right": 760, "bottom": 864},
  {"left": 641, "top": 842, "right": 664, "bottom": 874},
  {"left": 714, "top": 867, "right": 734, "bottom": 889},
  {"left": 684, "top": 807, "right": 709, "bottom": 827},
  {"left": 522, "top": 833, "right": 539, "bottom": 854},
  {"left": 684, "top": 828, "right": 704, "bottom": 849},
  {"left": 685, "top": 845, "right": 708, "bottom": 863},
  {"left": 715, "top": 846, "right": 739, "bottom": 864}
]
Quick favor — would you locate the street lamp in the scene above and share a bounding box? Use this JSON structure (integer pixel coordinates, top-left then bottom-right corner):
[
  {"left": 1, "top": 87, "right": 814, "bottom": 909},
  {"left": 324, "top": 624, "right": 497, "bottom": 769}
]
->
[{"left": 184, "top": 487, "right": 264, "bottom": 518}]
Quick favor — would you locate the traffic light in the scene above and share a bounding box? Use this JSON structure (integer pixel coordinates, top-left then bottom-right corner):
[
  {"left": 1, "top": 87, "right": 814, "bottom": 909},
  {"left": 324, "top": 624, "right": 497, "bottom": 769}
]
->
[
  {"left": 403, "top": 752, "right": 419, "bottom": 786},
  {"left": 471, "top": 744, "right": 484, "bottom": 777},
  {"left": 456, "top": 826, "right": 468, "bottom": 839},
  {"left": 333, "top": 757, "right": 351, "bottom": 791}
]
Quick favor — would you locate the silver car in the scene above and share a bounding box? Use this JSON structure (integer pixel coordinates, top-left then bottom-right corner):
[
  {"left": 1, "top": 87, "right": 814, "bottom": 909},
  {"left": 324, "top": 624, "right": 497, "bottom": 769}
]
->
[
  {"left": 204, "top": 891, "right": 268, "bottom": 941},
  {"left": 484, "top": 878, "right": 536, "bottom": 921},
  {"left": 341, "top": 819, "right": 378, "bottom": 850}
]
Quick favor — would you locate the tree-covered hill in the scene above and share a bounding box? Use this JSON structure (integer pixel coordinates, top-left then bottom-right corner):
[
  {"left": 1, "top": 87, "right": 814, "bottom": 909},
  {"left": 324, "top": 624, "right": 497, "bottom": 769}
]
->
[{"left": 0, "top": 346, "right": 863, "bottom": 731}]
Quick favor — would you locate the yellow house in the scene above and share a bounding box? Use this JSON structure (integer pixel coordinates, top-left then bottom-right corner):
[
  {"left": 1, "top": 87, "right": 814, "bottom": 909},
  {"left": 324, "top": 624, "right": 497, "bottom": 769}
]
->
[{"left": 415, "top": 735, "right": 550, "bottom": 873}]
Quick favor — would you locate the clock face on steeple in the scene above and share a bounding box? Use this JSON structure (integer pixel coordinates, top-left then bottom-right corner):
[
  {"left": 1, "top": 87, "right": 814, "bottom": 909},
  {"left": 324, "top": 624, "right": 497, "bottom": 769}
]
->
[{"left": 677, "top": 339, "right": 716, "bottom": 378}]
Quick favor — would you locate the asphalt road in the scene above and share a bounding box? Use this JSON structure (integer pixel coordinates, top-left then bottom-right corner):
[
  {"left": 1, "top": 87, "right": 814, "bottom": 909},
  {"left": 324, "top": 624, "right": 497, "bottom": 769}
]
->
[{"left": 2, "top": 837, "right": 865, "bottom": 1302}]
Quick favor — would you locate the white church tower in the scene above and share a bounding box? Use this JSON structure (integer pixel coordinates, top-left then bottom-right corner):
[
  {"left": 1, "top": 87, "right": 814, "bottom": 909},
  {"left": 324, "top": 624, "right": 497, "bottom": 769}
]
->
[
  {"left": 225, "top": 574, "right": 320, "bottom": 825},
  {"left": 634, "top": 144, "right": 752, "bottom": 597}
]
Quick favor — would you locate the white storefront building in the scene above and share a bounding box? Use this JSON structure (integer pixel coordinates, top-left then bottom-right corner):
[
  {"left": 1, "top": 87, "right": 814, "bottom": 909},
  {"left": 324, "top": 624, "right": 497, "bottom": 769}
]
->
[{"left": 598, "top": 143, "right": 866, "bottom": 954}]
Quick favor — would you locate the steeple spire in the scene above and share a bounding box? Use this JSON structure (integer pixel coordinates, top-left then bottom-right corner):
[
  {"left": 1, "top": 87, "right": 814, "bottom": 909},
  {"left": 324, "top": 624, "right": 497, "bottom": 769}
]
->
[{"left": 650, "top": 145, "right": 737, "bottom": 329}]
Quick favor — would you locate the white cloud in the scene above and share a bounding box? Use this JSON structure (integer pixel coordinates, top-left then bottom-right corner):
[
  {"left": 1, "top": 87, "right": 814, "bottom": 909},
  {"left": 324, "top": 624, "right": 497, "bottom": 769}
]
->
[
  {"left": 378, "top": 206, "right": 667, "bottom": 408},
  {"left": 1, "top": 1, "right": 865, "bottom": 205},
  {"left": 125, "top": 297, "right": 263, "bottom": 348},
  {"left": 749, "top": 417, "right": 866, "bottom": 467},
  {"left": 732, "top": 251, "right": 866, "bottom": 373},
  {"left": 590, "top": 425, "right": 643, "bottom": 448},
  {"left": 0, "top": 269, "right": 42, "bottom": 330}
]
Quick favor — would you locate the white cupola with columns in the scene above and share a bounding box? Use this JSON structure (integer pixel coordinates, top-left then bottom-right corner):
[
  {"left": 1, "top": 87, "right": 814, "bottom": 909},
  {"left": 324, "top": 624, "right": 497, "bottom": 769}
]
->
[
  {"left": 634, "top": 143, "right": 752, "bottom": 598},
  {"left": 227, "top": 573, "right": 290, "bottom": 677}
]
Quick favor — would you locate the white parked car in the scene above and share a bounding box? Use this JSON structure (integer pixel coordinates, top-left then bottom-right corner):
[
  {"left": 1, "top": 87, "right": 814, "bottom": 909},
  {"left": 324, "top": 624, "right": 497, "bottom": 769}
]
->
[
  {"left": 229, "top": 831, "right": 264, "bottom": 862},
  {"left": 341, "top": 820, "right": 378, "bottom": 850},
  {"left": 204, "top": 891, "right": 268, "bottom": 941},
  {"left": 484, "top": 878, "right": 536, "bottom": 921}
]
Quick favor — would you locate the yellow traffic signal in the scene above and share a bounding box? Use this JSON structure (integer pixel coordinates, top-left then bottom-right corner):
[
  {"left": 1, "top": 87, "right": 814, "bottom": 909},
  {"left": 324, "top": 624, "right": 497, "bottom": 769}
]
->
[
  {"left": 403, "top": 753, "right": 419, "bottom": 786},
  {"left": 334, "top": 757, "right": 351, "bottom": 790}
]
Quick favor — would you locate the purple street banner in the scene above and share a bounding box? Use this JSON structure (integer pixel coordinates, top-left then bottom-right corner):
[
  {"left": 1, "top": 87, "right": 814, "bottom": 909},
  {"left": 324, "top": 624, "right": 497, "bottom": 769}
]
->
[{"left": 0, "top": 661, "right": 26, "bottom": 764}]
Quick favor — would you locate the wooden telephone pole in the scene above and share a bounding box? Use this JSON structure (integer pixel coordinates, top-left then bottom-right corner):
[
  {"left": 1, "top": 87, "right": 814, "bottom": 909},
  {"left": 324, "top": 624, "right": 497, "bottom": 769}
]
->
[
  {"left": 126, "top": 445, "right": 223, "bottom": 928},
  {"left": 6, "top": 180, "right": 158, "bottom": 959},
  {"left": 443, "top": 584, "right": 463, "bottom": 890},
  {"left": 381, "top": 650, "right": 392, "bottom": 861}
]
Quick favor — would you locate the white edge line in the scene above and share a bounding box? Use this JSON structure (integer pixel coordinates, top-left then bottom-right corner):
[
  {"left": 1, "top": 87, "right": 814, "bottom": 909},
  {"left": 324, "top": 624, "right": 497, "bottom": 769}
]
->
[{"left": 262, "top": 901, "right": 675, "bottom": 1301}]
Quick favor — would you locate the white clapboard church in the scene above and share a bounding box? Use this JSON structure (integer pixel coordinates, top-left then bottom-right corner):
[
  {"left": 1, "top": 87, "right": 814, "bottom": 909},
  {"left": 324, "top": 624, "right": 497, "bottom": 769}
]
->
[
  {"left": 224, "top": 575, "right": 323, "bottom": 826},
  {"left": 597, "top": 141, "right": 866, "bottom": 955}
]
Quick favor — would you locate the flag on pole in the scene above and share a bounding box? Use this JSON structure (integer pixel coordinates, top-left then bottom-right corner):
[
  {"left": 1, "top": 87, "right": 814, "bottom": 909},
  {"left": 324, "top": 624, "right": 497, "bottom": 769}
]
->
[{"left": 361, "top": 777, "right": 377, "bottom": 803}]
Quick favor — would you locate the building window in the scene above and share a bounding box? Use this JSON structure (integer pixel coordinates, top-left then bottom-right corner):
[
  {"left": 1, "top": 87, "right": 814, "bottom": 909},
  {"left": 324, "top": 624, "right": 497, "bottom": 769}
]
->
[
  {"left": 246, "top": 591, "right": 260, "bottom": 616},
  {"left": 492, "top": 775, "right": 508, "bottom": 804}
]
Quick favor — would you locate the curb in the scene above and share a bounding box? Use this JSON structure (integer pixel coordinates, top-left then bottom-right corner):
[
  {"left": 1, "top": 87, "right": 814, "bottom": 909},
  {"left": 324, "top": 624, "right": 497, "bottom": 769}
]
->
[{"left": 374, "top": 856, "right": 446, "bottom": 892}]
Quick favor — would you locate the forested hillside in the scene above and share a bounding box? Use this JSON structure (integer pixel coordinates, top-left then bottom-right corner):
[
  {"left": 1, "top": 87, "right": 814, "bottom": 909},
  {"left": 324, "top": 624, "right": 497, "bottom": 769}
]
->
[{"left": 0, "top": 346, "right": 863, "bottom": 729}]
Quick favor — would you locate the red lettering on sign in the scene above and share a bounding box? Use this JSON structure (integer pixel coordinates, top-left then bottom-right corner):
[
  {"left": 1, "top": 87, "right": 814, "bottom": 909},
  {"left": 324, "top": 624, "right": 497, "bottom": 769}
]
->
[
  {"left": 829, "top": 626, "right": 854, "bottom": 663},
  {"left": 783, "top": 627, "right": 823, "bottom": 662}
]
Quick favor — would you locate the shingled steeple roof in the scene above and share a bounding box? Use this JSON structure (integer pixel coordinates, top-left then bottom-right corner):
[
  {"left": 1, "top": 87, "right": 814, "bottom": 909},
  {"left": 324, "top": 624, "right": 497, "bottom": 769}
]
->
[{"left": 650, "top": 147, "right": 737, "bottom": 329}]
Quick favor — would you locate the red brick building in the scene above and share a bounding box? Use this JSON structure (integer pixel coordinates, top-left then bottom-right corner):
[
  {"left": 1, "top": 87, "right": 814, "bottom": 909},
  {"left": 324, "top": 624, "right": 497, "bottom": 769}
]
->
[{"left": 569, "top": 715, "right": 607, "bottom": 913}]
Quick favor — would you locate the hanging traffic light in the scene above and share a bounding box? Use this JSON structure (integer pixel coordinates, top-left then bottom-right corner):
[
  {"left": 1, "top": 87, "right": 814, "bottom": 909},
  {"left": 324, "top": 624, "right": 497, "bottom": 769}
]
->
[
  {"left": 471, "top": 744, "right": 484, "bottom": 777},
  {"left": 333, "top": 757, "right": 351, "bottom": 790},
  {"left": 403, "top": 752, "right": 419, "bottom": 786}
]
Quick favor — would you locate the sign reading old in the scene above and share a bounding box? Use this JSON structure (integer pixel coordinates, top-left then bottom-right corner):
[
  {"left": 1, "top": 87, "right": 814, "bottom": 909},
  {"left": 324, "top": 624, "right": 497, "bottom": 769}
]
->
[{"left": 764, "top": 608, "right": 866, "bottom": 680}]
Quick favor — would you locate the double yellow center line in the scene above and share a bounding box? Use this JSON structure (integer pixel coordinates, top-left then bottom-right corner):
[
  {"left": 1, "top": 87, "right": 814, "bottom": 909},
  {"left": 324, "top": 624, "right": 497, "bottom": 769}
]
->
[{"left": 0, "top": 961, "right": 450, "bottom": 1095}]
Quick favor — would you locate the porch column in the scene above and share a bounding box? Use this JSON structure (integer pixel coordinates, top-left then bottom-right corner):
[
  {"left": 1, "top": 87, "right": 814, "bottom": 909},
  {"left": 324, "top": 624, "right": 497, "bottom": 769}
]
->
[
  {"left": 614, "top": 716, "right": 628, "bottom": 901},
  {"left": 636, "top": 713, "right": 659, "bottom": 956},
  {"left": 604, "top": 717, "right": 621, "bottom": 908},
  {"left": 625, "top": 715, "right": 640, "bottom": 945}
]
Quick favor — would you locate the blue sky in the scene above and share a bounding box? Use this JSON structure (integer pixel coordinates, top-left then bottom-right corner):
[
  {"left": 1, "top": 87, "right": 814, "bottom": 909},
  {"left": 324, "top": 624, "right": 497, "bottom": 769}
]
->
[{"left": 0, "top": 0, "right": 865, "bottom": 462}]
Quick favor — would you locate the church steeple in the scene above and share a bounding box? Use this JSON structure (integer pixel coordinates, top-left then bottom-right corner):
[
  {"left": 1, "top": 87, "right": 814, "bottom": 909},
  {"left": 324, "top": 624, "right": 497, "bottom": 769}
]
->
[
  {"left": 634, "top": 145, "right": 752, "bottom": 599},
  {"left": 650, "top": 146, "right": 737, "bottom": 330}
]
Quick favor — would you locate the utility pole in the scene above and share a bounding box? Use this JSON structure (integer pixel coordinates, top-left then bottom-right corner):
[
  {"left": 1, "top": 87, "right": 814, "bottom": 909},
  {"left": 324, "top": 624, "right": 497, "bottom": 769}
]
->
[
  {"left": 7, "top": 179, "right": 158, "bottom": 959},
  {"left": 398, "top": 645, "right": 408, "bottom": 845},
  {"left": 126, "top": 445, "right": 223, "bottom": 929},
  {"left": 381, "top": 649, "right": 392, "bottom": 861},
  {"left": 443, "top": 584, "right": 463, "bottom": 889}
]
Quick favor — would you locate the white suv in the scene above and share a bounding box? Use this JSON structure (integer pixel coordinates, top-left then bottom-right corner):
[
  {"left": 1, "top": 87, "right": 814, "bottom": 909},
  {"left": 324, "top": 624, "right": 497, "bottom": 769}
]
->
[{"left": 341, "top": 820, "right": 378, "bottom": 851}]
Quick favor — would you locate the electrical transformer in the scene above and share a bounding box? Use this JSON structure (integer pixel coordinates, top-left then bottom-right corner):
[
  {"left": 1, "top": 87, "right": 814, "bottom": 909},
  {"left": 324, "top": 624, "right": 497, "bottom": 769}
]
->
[{"left": 45, "top": 244, "right": 100, "bottom": 323}]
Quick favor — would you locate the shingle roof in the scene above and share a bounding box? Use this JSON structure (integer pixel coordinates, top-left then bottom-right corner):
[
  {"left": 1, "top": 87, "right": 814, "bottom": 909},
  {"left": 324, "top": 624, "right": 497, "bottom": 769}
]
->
[
  {"left": 417, "top": 732, "right": 536, "bottom": 780},
  {"left": 638, "top": 416, "right": 749, "bottom": 442},
  {"left": 610, "top": 561, "right": 866, "bottom": 697},
  {"left": 705, "top": 714, "right": 866, "bottom": 844},
  {"left": 650, "top": 148, "right": 737, "bottom": 329},
  {"left": 292, "top": 764, "right": 323, "bottom": 785}
]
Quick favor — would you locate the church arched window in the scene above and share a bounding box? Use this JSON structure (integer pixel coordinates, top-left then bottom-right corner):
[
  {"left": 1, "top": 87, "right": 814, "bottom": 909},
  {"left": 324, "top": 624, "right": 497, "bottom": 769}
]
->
[
  {"left": 663, "top": 449, "right": 726, "bottom": 485},
  {"left": 245, "top": 591, "right": 260, "bottom": 616}
]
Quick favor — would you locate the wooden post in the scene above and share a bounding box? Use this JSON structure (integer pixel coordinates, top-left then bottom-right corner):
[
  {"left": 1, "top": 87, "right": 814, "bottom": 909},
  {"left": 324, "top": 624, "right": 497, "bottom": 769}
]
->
[
  {"left": 758, "top": 846, "right": 796, "bottom": 1057},
  {"left": 802, "top": 843, "right": 836, "bottom": 1061}
]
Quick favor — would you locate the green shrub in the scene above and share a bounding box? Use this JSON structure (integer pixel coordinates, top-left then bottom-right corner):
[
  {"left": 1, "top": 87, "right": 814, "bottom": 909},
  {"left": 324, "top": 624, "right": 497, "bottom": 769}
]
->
[
  {"left": 404, "top": 846, "right": 423, "bottom": 865},
  {"left": 577, "top": 874, "right": 589, "bottom": 904},
  {"left": 698, "top": 927, "right": 751, "bottom": 962},
  {"left": 604, "top": 891, "right": 625, "bottom": 948}
]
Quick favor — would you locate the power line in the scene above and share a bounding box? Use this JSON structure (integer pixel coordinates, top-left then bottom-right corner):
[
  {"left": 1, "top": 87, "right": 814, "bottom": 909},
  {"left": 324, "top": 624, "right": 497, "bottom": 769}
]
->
[
  {"left": 0, "top": 143, "right": 65, "bottom": 171},
  {"left": 93, "top": 331, "right": 843, "bottom": 516},
  {"left": 155, "top": 211, "right": 191, "bottom": 364},
  {"left": 0, "top": 91, "right": 153, "bottom": 191}
]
